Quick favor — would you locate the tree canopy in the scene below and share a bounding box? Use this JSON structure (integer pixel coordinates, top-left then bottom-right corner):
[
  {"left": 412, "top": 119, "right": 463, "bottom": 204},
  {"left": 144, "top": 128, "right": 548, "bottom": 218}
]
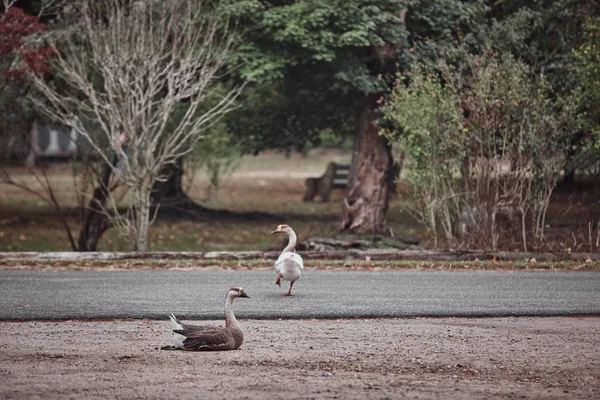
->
[
  {"left": 220, "top": 0, "right": 599, "bottom": 155},
  {"left": 221, "top": 0, "right": 408, "bottom": 153}
]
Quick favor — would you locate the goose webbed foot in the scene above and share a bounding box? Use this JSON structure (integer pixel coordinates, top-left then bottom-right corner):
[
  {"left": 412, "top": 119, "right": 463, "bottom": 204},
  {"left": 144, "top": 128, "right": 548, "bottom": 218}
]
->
[{"left": 275, "top": 273, "right": 283, "bottom": 287}]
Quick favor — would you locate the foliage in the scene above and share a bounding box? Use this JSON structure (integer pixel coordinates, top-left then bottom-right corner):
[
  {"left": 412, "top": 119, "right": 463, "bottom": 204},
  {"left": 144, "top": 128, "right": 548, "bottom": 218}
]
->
[
  {"left": 0, "top": 6, "right": 54, "bottom": 160},
  {"left": 406, "top": 0, "right": 598, "bottom": 91},
  {"left": 220, "top": 0, "right": 409, "bottom": 154},
  {"left": 574, "top": 17, "right": 600, "bottom": 143},
  {"left": 216, "top": 0, "right": 598, "bottom": 155},
  {"left": 0, "top": 7, "right": 53, "bottom": 77},
  {"left": 380, "top": 61, "right": 464, "bottom": 246},
  {"left": 381, "top": 52, "right": 578, "bottom": 250},
  {"left": 226, "top": 0, "right": 407, "bottom": 85},
  {"left": 404, "top": 0, "right": 600, "bottom": 186}
]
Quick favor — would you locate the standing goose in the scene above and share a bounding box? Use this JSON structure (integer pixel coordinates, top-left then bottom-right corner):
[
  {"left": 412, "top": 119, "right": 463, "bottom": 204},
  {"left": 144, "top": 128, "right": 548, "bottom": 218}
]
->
[
  {"left": 271, "top": 224, "right": 304, "bottom": 296},
  {"left": 165, "top": 287, "right": 249, "bottom": 351}
]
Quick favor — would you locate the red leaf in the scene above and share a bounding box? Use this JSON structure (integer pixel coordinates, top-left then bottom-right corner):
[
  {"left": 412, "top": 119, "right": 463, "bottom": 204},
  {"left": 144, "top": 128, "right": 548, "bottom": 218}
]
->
[{"left": 1, "top": 8, "right": 55, "bottom": 78}]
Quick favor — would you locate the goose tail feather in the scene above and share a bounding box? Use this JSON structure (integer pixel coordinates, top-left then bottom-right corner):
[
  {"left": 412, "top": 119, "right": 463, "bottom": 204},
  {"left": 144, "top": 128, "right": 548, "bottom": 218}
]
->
[{"left": 169, "top": 314, "right": 183, "bottom": 330}]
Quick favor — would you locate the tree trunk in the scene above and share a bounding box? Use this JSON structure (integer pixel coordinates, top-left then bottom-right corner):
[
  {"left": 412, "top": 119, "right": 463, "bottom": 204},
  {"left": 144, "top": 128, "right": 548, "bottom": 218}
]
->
[
  {"left": 77, "top": 156, "right": 194, "bottom": 252},
  {"left": 340, "top": 95, "right": 393, "bottom": 235},
  {"left": 151, "top": 157, "right": 186, "bottom": 206},
  {"left": 150, "top": 157, "right": 213, "bottom": 217},
  {"left": 134, "top": 184, "right": 152, "bottom": 252},
  {"left": 340, "top": 10, "right": 405, "bottom": 236},
  {"left": 77, "top": 159, "right": 114, "bottom": 251}
]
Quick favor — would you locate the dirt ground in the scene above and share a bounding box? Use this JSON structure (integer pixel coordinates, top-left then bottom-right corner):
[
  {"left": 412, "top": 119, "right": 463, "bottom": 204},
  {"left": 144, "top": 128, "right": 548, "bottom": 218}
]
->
[{"left": 1, "top": 317, "right": 599, "bottom": 399}]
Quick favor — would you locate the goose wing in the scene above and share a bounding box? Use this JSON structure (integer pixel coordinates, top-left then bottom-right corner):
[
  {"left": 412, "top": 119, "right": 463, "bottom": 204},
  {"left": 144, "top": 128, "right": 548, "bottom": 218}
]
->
[
  {"left": 179, "top": 322, "right": 218, "bottom": 332},
  {"left": 173, "top": 326, "right": 235, "bottom": 351},
  {"left": 170, "top": 314, "right": 217, "bottom": 332},
  {"left": 291, "top": 252, "right": 305, "bottom": 272},
  {"left": 275, "top": 251, "right": 304, "bottom": 274}
]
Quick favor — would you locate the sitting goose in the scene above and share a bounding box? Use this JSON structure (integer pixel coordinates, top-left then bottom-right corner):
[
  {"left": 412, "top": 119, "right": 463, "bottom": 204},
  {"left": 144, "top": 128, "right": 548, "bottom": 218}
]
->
[
  {"left": 164, "top": 287, "right": 249, "bottom": 351},
  {"left": 271, "top": 224, "right": 305, "bottom": 296}
]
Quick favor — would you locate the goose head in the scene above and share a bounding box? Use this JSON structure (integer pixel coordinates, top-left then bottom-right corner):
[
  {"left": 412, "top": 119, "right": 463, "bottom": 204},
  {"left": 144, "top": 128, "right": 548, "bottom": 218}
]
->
[
  {"left": 228, "top": 287, "right": 250, "bottom": 299},
  {"left": 271, "top": 224, "right": 292, "bottom": 235}
]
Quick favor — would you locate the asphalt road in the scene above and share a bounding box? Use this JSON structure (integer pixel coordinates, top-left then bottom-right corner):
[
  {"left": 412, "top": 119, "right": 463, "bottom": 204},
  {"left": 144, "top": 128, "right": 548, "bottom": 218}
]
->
[{"left": 0, "top": 270, "right": 599, "bottom": 320}]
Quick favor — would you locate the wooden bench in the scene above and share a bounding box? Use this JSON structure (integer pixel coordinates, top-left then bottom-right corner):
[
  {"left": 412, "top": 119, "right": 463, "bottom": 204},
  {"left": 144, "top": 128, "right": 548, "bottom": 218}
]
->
[{"left": 303, "top": 162, "right": 350, "bottom": 202}]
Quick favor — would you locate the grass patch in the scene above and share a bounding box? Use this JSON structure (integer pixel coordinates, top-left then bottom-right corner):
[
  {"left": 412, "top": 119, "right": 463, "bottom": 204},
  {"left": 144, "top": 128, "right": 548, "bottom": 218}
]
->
[
  {"left": 0, "top": 151, "right": 424, "bottom": 252},
  {"left": 2, "top": 150, "right": 598, "bottom": 253}
]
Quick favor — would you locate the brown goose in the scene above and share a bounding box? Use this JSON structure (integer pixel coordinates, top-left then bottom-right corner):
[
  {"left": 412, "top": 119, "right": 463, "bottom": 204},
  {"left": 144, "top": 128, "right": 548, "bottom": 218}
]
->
[
  {"left": 165, "top": 287, "right": 250, "bottom": 351},
  {"left": 271, "top": 224, "right": 305, "bottom": 296}
]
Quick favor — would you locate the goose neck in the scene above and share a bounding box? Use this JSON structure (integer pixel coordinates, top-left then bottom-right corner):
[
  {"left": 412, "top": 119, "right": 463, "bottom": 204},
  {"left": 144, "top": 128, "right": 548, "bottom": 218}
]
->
[
  {"left": 282, "top": 230, "right": 297, "bottom": 253},
  {"left": 224, "top": 295, "right": 239, "bottom": 328}
]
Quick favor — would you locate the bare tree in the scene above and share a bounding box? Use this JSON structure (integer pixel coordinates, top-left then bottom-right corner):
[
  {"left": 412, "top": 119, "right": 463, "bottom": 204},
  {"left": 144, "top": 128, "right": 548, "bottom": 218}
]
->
[
  {"left": 32, "top": 0, "right": 239, "bottom": 251},
  {"left": 1, "top": 0, "right": 17, "bottom": 10},
  {"left": 1, "top": 0, "right": 65, "bottom": 16}
]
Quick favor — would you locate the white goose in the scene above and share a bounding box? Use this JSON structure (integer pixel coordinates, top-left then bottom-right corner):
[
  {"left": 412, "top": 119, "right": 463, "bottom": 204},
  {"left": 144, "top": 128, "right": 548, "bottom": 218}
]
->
[
  {"left": 164, "top": 287, "right": 249, "bottom": 351},
  {"left": 271, "top": 224, "right": 304, "bottom": 296}
]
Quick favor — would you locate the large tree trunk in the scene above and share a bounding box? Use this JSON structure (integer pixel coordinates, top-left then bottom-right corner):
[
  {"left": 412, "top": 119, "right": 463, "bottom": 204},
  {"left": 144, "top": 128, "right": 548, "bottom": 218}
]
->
[
  {"left": 77, "top": 160, "right": 114, "bottom": 251},
  {"left": 150, "top": 157, "right": 210, "bottom": 217},
  {"left": 340, "top": 95, "right": 393, "bottom": 235},
  {"left": 339, "top": 10, "right": 405, "bottom": 236},
  {"left": 151, "top": 157, "right": 186, "bottom": 207}
]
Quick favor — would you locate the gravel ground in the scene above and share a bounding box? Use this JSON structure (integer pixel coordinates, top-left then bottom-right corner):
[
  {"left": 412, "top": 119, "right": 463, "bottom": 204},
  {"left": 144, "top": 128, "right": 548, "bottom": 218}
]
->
[{"left": 1, "top": 317, "right": 599, "bottom": 399}]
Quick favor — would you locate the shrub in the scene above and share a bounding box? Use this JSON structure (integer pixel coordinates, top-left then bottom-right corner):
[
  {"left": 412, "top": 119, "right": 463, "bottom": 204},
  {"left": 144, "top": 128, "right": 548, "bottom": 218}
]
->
[{"left": 381, "top": 52, "right": 578, "bottom": 250}]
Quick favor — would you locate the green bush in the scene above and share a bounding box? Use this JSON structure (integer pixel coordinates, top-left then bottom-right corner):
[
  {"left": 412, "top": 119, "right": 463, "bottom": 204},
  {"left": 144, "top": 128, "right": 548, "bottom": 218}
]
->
[
  {"left": 381, "top": 52, "right": 578, "bottom": 250},
  {"left": 380, "top": 61, "right": 464, "bottom": 247}
]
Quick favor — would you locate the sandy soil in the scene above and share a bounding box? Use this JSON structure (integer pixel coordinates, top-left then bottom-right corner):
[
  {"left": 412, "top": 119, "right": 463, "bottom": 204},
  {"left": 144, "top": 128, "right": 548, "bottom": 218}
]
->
[{"left": 1, "top": 317, "right": 599, "bottom": 399}]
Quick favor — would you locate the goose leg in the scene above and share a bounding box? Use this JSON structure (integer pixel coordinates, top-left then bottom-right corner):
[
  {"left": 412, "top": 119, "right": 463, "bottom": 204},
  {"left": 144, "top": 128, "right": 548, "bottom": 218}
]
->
[
  {"left": 284, "top": 280, "right": 295, "bottom": 296},
  {"left": 275, "top": 273, "right": 283, "bottom": 287}
]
